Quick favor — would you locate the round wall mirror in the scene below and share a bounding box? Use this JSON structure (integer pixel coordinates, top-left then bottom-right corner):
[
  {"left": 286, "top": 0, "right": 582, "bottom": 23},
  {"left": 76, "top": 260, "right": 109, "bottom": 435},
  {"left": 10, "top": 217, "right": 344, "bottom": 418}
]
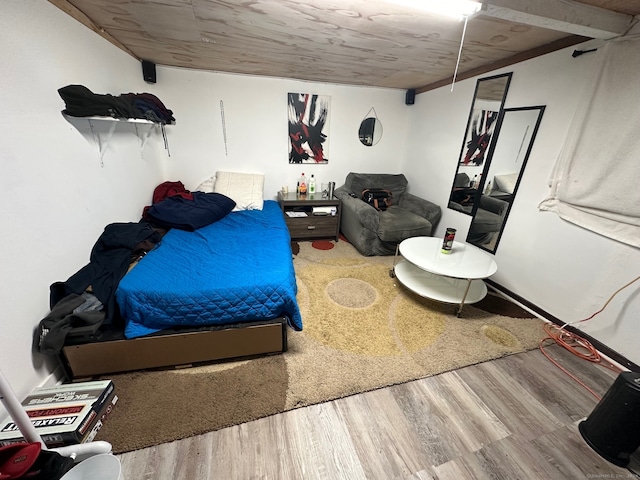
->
[{"left": 359, "top": 110, "right": 383, "bottom": 146}]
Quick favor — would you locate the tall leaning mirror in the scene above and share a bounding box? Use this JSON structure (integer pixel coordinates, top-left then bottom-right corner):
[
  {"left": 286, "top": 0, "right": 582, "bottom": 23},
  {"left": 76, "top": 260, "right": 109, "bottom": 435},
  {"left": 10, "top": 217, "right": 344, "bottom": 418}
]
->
[
  {"left": 467, "top": 105, "right": 546, "bottom": 253},
  {"left": 448, "top": 72, "right": 512, "bottom": 215}
]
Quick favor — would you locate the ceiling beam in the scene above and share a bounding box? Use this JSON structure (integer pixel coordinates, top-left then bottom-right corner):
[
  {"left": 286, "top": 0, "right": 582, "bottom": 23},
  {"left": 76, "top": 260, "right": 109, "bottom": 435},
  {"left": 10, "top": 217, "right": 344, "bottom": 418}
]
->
[
  {"left": 415, "top": 34, "right": 588, "bottom": 94},
  {"left": 480, "top": 0, "right": 634, "bottom": 39}
]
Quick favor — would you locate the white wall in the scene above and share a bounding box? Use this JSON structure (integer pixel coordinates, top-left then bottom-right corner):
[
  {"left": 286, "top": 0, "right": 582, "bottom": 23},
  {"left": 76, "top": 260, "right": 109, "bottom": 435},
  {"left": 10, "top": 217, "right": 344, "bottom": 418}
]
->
[
  {"left": 1, "top": 1, "right": 167, "bottom": 408},
  {"left": 0, "top": 0, "right": 410, "bottom": 409},
  {"left": 487, "top": 108, "right": 541, "bottom": 182},
  {"left": 403, "top": 40, "right": 640, "bottom": 366},
  {"left": 144, "top": 67, "right": 411, "bottom": 196}
]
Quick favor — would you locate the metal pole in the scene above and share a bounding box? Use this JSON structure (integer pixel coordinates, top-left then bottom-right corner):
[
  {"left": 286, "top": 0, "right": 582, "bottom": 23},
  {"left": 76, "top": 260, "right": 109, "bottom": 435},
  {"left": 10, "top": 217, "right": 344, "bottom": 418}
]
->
[
  {"left": 457, "top": 279, "right": 473, "bottom": 316},
  {"left": 0, "top": 369, "right": 46, "bottom": 448},
  {"left": 390, "top": 243, "right": 401, "bottom": 277}
]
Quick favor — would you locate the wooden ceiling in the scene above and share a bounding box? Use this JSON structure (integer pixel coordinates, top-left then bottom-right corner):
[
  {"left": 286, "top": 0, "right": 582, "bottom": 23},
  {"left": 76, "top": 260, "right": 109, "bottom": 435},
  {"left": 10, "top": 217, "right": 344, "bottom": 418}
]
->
[{"left": 49, "top": 0, "right": 640, "bottom": 92}]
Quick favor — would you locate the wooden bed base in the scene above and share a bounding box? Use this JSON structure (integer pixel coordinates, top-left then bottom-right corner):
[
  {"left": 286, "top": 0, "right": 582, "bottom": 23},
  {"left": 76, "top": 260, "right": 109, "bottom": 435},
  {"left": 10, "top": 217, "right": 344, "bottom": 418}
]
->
[{"left": 59, "top": 318, "right": 288, "bottom": 380}]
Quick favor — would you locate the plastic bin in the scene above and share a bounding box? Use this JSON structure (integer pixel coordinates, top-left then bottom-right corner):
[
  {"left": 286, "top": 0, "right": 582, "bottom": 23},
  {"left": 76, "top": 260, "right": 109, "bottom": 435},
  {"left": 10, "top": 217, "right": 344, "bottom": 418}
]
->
[
  {"left": 579, "top": 371, "right": 640, "bottom": 467},
  {"left": 60, "top": 453, "right": 122, "bottom": 480}
]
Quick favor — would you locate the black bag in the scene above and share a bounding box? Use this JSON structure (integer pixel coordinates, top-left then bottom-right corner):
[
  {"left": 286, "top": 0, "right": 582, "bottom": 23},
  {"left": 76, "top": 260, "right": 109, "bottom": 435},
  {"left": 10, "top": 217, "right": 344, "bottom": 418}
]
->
[{"left": 362, "top": 188, "right": 393, "bottom": 211}]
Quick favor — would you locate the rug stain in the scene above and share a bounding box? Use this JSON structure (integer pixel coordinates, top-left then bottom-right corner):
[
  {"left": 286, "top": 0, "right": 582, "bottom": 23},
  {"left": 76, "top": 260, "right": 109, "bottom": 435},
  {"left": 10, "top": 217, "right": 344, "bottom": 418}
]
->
[
  {"left": 323, "top": 257, "right": 368, "bottom": 267},
  {"left": 481, "top": 325, "right": 520, "bottom": 348},
  {"left": 327, "top": 278, "right": 377, "bottom": 308}
]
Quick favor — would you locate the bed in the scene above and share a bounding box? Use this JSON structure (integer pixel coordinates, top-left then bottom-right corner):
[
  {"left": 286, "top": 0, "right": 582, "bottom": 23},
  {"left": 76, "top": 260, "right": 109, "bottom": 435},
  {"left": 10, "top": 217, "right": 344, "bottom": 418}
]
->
[
  {"left": 118, "top": 199, "right": 302, "bottom": 339},
  {"left": 58, "top": 178, "right": 302, "bottom": 379}
]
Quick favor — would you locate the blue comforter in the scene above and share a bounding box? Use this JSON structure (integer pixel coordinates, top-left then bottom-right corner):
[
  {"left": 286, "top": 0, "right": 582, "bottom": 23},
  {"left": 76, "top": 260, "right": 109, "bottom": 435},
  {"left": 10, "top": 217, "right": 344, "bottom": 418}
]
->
[{"left": 117, "top": 200, "right": 302, "bottom": 339}]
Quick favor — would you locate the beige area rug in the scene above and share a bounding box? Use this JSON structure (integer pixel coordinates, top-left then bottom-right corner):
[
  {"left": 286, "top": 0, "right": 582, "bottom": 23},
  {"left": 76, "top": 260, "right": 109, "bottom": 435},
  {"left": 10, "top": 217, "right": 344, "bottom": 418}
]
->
[{"left": 97, "top": 239, "right": 545, "bottom": 454}]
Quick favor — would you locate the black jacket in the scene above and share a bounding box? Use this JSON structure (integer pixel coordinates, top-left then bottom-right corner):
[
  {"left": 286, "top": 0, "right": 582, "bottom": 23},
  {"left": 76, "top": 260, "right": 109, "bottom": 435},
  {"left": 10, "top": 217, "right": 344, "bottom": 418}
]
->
[{"left": 50, "top": 222, "right": 163, "bottom": 325}]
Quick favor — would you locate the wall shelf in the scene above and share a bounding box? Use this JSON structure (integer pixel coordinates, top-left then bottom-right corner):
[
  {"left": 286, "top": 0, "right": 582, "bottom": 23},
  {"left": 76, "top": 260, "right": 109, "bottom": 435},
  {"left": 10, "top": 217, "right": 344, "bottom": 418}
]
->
[{"left": 62, "top": 113, "right": 170, "bottom": 166}]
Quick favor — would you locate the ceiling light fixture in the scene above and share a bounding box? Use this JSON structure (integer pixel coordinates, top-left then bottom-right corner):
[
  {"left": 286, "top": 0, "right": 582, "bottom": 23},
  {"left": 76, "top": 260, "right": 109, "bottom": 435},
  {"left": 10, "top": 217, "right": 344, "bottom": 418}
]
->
[
  {"left": 387, "top": 0, "right": 484, "bottom": 92},
  {"left": 386, "top": 0, "right": 483, "bottom": 20}
]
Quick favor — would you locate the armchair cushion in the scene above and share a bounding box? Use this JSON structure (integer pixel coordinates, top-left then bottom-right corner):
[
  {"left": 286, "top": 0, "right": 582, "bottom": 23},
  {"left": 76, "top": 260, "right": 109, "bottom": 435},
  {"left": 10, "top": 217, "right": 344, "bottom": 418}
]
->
[
  {"left": 471, "top": 208, "right": 503, "bottom": 235},
  {"left": 467, "top": 195, "right": 510, "bottom": 244},
  {"left": 399, "top": 193, "right": 442, "bottom": 228},
  {"left": 378, "top": 206, "right": 433, "bottom": 243},
  {"left": 478, "top": 194, "right": 509, "bottom": 216}
]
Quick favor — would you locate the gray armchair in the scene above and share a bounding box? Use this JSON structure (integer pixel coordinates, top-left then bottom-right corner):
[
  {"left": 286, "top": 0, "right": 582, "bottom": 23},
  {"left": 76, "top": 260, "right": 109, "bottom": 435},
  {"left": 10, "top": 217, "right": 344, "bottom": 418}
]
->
[
  {"left": 449, "top": 173, "right": 509, "bottom": 245},
  {"left": 334, "top": 173, "right": 442, "bottom": 256},
  {"left": 467, "top": 195, "right": 509, "bottom": 245}
]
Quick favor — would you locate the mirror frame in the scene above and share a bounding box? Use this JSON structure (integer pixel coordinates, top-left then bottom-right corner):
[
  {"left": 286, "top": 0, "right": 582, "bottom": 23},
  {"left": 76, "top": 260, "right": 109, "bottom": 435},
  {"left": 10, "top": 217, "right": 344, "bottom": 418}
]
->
[
  {"left": 448, "top": 72, "right": 513, "bottom": 215},
  {"left": 467, "top": 105, "right": 546, "bottom": 253},
  {"left": 359, "top": 107, "right": 383, "bottom": 146}
]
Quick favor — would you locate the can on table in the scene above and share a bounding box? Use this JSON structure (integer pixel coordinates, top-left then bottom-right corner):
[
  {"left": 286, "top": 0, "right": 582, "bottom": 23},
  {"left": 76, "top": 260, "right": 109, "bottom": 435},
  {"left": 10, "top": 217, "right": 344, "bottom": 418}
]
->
[{"left": 441, "top": 228, "right": 456, "bottom": 254}]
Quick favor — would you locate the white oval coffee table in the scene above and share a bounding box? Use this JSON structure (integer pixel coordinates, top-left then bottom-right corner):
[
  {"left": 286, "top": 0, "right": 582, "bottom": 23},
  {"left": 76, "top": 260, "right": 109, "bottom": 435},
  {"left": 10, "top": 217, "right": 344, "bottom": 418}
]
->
[{"left": 392, "top": 236, "right": 497, "bottom": 316}]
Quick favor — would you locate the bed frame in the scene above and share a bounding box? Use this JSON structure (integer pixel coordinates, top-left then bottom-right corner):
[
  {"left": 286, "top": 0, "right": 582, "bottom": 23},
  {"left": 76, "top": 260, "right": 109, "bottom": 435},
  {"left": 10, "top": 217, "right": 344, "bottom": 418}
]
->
[{"left": 59, "top": 318, "right": 288, "bottom": 380}]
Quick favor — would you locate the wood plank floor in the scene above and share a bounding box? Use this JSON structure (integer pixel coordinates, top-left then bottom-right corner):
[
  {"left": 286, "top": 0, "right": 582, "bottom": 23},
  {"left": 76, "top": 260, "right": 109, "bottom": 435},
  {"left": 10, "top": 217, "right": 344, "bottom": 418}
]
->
[{"left": 116, "top": 344, "right": 638, "bottom": 479}]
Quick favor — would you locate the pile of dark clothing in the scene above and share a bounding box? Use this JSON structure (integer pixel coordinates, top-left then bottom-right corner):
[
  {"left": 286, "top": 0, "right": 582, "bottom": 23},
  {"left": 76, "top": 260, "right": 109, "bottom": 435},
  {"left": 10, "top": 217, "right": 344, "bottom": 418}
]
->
[
  {"left": 34, "top": 182, "right": 236, "bottom": 354},
  {"left": 34, "top": 222, "right": 166, "bottom": 355},
  {"left": 142, "top": 181, "right": 237, "bottom": 231},
  {"left": 58, "top": 84, "right": 175, "bottom": 124}
]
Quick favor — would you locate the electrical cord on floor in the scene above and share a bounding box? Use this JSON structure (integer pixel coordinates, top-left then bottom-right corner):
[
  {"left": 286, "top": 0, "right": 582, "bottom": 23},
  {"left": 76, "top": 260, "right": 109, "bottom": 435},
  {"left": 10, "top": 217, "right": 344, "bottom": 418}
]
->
[
  {"left": 539, "top": 324, "right": 620, "bottom": 400},
  {"left": 539, "top": 275, "right": 640, "bottom": 400}
]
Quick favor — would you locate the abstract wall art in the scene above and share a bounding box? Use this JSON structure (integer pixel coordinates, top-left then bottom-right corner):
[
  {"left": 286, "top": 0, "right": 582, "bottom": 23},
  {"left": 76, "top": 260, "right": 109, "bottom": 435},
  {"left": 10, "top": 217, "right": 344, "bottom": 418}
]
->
[{"left": 288, "top": 93, "right": 331, "bottom": 164}]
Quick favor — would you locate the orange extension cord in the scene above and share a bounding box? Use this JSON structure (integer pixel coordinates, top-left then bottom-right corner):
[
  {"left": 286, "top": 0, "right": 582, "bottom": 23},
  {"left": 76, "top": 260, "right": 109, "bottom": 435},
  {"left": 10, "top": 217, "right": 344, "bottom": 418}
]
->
[{"left": 539, "top": 275, "right": 640, "bottom": 400}]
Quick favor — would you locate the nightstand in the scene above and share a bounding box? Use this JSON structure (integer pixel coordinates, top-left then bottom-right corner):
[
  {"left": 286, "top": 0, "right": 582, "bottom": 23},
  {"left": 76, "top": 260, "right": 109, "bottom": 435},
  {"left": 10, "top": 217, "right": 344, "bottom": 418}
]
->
[{"left": 277, "top": 191, "right": 341, "bottom": 241}]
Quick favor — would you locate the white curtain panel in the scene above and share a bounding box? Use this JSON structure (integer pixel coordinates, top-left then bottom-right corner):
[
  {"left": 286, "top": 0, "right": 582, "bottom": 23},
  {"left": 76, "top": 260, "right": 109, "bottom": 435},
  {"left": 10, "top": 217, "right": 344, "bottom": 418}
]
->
[{"left": 539, "top": 32, "right": 640, "bottom": 248}]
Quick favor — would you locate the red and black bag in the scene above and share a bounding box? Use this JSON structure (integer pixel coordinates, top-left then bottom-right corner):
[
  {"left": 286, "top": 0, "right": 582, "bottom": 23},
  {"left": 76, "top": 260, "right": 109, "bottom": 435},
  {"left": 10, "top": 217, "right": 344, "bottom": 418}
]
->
[{"left": 361, "top": 188, "right": 393, "bottom": 211}]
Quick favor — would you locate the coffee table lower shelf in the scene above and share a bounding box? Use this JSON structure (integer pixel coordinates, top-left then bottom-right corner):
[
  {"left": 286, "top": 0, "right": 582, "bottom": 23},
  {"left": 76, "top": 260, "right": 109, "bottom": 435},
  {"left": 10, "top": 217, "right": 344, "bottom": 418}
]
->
[{"left": 394, "top": 260, "right": 488, "bottom": 314}]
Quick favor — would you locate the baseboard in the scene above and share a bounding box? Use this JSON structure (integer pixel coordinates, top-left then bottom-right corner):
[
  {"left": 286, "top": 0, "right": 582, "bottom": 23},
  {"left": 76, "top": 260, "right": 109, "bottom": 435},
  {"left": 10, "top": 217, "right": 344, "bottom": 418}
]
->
[
  {"left": 0, "top": 367, "right": 64, "bottom": 423},
  {"left": 486, "top": 279, "right": 640, "bottom": 373},
  {"left": 40, "top": 366, "right": 65, "bottom": 389}
]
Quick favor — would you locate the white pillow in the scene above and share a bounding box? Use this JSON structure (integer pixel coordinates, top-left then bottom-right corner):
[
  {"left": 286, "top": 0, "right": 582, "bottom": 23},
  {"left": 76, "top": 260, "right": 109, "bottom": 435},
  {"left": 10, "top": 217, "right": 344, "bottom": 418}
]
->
[
  {"left": 493, "top": 173, "right": 518, "bottom": 194},
  {"left": 213, "top": 171, "right": 265, "bottom": 211},
  {"left": 194, "top": 175, "right": 215, "bottom": 192}
]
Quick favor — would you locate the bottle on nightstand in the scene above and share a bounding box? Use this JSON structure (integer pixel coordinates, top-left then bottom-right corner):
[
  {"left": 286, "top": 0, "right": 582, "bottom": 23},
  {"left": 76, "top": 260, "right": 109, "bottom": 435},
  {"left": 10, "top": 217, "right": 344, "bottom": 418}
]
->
[
  {"left": 299, "top": 173, "right": 307, "bottom": 195},
  {"left": 309, "top": 174, "right": 316, "bottom": 194}
]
